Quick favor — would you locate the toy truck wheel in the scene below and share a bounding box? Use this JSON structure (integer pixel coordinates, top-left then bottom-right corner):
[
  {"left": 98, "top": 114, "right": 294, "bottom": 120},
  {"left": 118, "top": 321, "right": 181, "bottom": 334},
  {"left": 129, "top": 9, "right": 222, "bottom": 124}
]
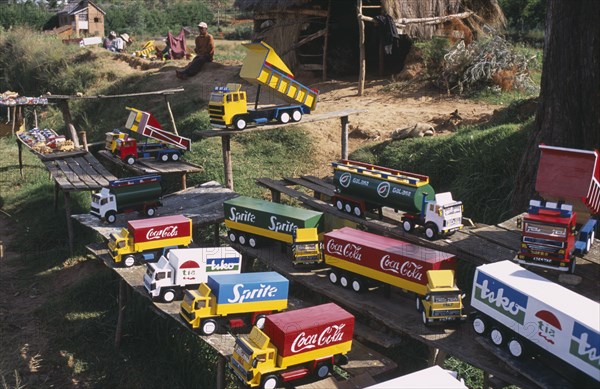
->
[
  {"left": 254, "top": 314, "right": 267, "bottom": 329},
  {"left": 238, "top": 235, "right": 247, "bottom": 245},
  {"left": 228, "top": 231, "right": 237, "bottom": 243},
  {"left": 160, "top": 154, "right": 169, "bottom": 162},
  {"left": 233, "top": 116, "right": 247, "bottom": 131},
  {"left": 335, "top": 200, "right": 344, "bottom": 212},
  {"left": 248, "top": 236, "right": 258, "bottom": 248},
  {"left": 315, "top": 362, "right": 331, "bottom": 379},
  {"left": 200, "top": 319, "right": 217, "bottom": 336},
  {"left": 353, "top": 205, "right": 362, "bottom": 217},
  {"left": 261, "top": 375, "right": 279, "bottom": 389},
  {"left": 171, "top": 153, "right": 180, "bottom": 162},
  {"left": 490, "top": 328, "right": 504, "bottom": 346},
  {"left": 123, "top": 255, "right": 136, "bottom": 268},
  {"left": 351, "top": 278, "right": 363, "bottom": 293},
  {"left": 279, "top": 112, "right": 290, "bottom": 124},
  {"left": 125, "top": 156, "right": 136, "bottom": 165},
  {"left": 161, "top": 288, "right": 176, "bottom": 303},
  {"left": 472, "top": 316, "right": 486, "bottom": 335},
  {"left": 344, "top": 203, "right": 352, "bottom": 214},
  {"left": 292, "top": 109, "right": 302, "bottom": 122},
  {"left": 422, "top": 310, "right": 430, "bottom": 326},
  {"left": 402, "top": 219, "right": 414, "bottom": 233},
  {"left": 106, "top": 211, "right": 117, "bottom": 224},
  {"left": 339, "top": 274, "right": 349, "bottom": 288},
  {"left": 508, "top": 338, "right": 524, "bottom": 358},
  {"left": 415, "top": 296, "right": 422, "bottom": 311},
  {"left": 424, "top": 223, "right": 438, "bottom": 240},
  {"left": 145, "top": 207, "right": 156, "bottom": 217},
  {"left": 328, "top": 270, "right": 339, "bottom": 284}
]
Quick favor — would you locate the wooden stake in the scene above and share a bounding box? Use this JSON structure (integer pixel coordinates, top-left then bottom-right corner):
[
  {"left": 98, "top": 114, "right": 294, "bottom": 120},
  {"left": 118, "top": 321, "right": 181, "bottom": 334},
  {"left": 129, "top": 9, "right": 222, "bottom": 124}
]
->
[
  {"left": 164, "top": 96, "right": 179, "bottom": 135},
  {"left": 222, "top": 135, "right": 233, "bottom": 190},
  {"left": 115, "top": 278, "right": 127, "bottom": 349},
  {"left": 341, "top": 115, "right": 349, "bottom": 159},
  {"left": 357, "top": 0, "right": 366, "bottom": 96}
]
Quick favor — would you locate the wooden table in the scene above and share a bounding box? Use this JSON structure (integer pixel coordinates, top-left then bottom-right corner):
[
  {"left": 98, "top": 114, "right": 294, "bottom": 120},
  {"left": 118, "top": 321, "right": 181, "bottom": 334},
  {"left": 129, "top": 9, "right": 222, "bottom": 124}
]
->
[{"left": 97, "top": 150, "right": 203, "bottom": 190}]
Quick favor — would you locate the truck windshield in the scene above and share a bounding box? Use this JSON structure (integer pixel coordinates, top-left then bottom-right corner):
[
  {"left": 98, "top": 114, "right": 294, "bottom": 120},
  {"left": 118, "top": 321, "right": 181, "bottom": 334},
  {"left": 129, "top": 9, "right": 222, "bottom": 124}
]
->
[
  {"left": 431, "top": 293, "right": 460, "bottom": 303},
  {"left": 443, "top": 206, "right": 461, "bottom": 216},
  {"left": 295, "top": 243, "right": 317, "bottom": 254},
  {"left": 92, "top": 193, "right": 101, "bottom": 202},
  {"left": 182, "top": 292, "right": 194, "bottom": 307},
  {"left": 145, "top": 267, "right": 154, "bottom": 278},
  {"left": 524, "top": 221, "right": 566, "bottom": 238},
  {"left": 210, "top": 93, "right": 223, "bottom": 103},
  {"left": 233, "top": 340, "right": 252, "bottom": 363}
]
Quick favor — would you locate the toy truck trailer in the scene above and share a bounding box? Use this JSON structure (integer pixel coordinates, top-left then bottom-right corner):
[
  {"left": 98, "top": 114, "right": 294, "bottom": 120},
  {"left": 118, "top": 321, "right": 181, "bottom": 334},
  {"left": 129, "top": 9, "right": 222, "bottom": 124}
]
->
[
  {"left": 471, "top": 261, "right": 600, "bottom": 385},
  {"left": 90, "top": 174, "right": 162, "bottom": 223},
  {"left": 325, "top": 227, "right": 466, "bottom": 325},
  {"left": 331, "top": 160, "right": 463, "bottom": 240},
  {"left": 209, "top": 41, "right": 318, "bottom": 130},
  {"left": 144, "top": 247, "right": 242, "bottom": 302},
  {"left": 224, "top": 196, "right": 323, "bottom": 266},
  {"left": 180, "top": 272, "right": 289, "bottom": 335},
  {"left": 108, "top": 215, "right": 192, "bottom": 267},
  {"left": 106, "top": 107, "right": 191, "bottom": 164},
  {"left": 366, "top": 365, "right": 467, "bottom": 389},
  {"left": 517, "top": 145, "right": 600, "bottom": 272},
  {"left": 229, "top": 303, "right": 354, "bottom": 389}
]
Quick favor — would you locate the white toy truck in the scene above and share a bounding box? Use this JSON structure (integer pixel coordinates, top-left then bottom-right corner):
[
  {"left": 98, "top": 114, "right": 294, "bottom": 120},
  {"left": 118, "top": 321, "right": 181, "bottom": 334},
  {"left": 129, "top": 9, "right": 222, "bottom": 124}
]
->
[
  {"left": 143, "top": 247, "right": 242, "bottom": 302},
  {"left": 471, "top": 261, "right": 600, "bottom": 385}
]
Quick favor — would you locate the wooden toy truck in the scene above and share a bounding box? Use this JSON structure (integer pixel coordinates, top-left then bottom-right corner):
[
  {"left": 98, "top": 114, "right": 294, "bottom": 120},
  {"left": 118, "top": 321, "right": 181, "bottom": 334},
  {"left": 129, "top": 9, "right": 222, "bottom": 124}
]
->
[
  {"left": 324, "top": 227, "right": 466, "bottom": 325},
  {"left": 107, "top": 215, "right": 192, "bottom": 267},
  {"left": 229, "top": 303, "right": 354, "bottom": 388},
  {"left": 90, "top": 174, "right": 162, "bottom": 223},
  {"left": 332, "top": 160, "right": 463, "bottom": 240},
  {"left": 180, "top": 272, "right": 289, "bottom": 335},
  {"left": 209, "top": 41, "right": 318, "bottom": 130},
  {"left": 517, "top": 145, "right": 599, "bottom": 272},
  {"left": 224, "top": 196, "right": 323, "bottom": 266},
  {"left": 144, "top": 247, "right": 242, "bottom": 302},
  {"left": 471, "top": 261, "right": 600, "bottom": 385}
]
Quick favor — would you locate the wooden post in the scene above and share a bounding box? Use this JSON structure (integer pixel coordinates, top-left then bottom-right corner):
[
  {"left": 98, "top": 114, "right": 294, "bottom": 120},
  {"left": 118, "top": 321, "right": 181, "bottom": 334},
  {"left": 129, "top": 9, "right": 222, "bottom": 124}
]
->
[
  {"left": 164, "top": 96, "right": 178, "bottom": 135},
  {"left": 270, "top": 189, "right": 281, "bottom": 203},
  {"left": 54, "top": 182, "right": 59, "bottom": 211},
  {"left": 17, "top": 140, "right": 23, "bottom": 178},
  {"left": 427, "top": 346, "right": 447, "bottom": 367},
  {"left": 180, "top": 173, "right": 187, "bottom": 190},
  {"left": 357, "top": 0, "right": 366, "bottom": 96},
  {"left": 64, "top": 191, "right": 74, "bottom": 256},
  {"left": 222, "top": 135, "right": 234, "bottom": 190},
  {"left": 11, "top": 106, "right": 16, "bottom": 135},
  {"left": 379, "top": 37, "right": 385, "bottom": 76},
  {"left": 216, "top": 355, "right": 226, "bottom": 389},
  {"left": 322, "top": 0, "right": 332, "bottom": 81},
  {"left": 57, "top": 99, "right": 81, "bottom": 148},
  {"left": 213, "top": 224, "right": 220, "bottom": 246},
  {"left": 115, "top": 278, "right": 127, "bottom": 349},
  {"left": 79, "top": 131, "right": 88, "bottom": 151},
  {"left": 34, "top": 108, "right": 38, "bottom": 128},
  {"left": 341, "top": 115, "right": 349, "bottom": 159}
]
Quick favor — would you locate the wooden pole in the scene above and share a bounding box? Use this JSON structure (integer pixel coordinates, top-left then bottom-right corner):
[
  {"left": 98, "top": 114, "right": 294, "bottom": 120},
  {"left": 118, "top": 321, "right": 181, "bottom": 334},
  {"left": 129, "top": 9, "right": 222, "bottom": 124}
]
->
[
  {"left": 213, "top": 224, "right": 220, "bottom": 246},
  {"left": 11, "top": 106, "right": 16, "bottom": 135},
  {"left": 34, "top": 108, "right": 38, "bottom": 128},
  {"left": 216, "top": 355, "right": 226, "bottom": 389},
  {"left": 164, "top": 96, "right": 179, "bottom": 135},
  {"left": 17, "top": 140, "right": 23, "bottom": 178},
  {"left": 115, "top": 278, "right": 127, "bottom": 349},
  {"left": 79, "top": 131, "right": 88, "bottom": 151},
  {"left": 357, "top": 0, "right": 366, "bottom": 96},
  {"left": 222, "top": 135, "right": 234, "bottom": 190},
  {"left": 57, "top": 100, "right": 81, "bottom": 148},
  {"left": 180, "top": 173, "right": 187, "bottom": 190},
  {"left": 64, "top": 191, "right": 74, "bottom": 256},
  {"left": 322, "top": 0, "right": 332, "bottom": 81},
  {"left": 341, "top": 115, "right": 349, "bottom": 159}
]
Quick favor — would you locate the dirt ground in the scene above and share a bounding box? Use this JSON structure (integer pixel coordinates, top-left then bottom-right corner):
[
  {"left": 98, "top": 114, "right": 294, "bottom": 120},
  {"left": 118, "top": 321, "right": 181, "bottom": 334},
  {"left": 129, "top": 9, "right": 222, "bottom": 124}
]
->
[{"left": 0, "top": 41, "right": 503, "bottom": 386}]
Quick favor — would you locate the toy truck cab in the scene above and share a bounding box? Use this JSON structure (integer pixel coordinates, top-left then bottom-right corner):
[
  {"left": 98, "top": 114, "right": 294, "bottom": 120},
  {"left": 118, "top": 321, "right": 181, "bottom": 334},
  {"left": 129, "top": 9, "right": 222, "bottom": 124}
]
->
[
  {"left": 180, "top": 283, "right": 214, "bottom": 332},
  {"left": 291, "top": 227, "right": 322, "bottom": 266},
  {"left": 230, "top": 326, "right": 278, "bottom": 388},
  {"left": 420, "top": 192, "right": 464, "bottom": 238},
  {"left": 108, "top": 227, "right": 130, "bottom": 262},
  {"left": 209, "top": 83, "right": 249, "bottom": 129},
  {"left": 420, "top": 270, "right": 467, "bottom": 325}
]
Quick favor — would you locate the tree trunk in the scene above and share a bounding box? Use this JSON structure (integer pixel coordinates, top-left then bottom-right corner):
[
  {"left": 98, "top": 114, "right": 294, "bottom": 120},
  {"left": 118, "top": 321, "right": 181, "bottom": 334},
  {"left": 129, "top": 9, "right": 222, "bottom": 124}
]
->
[{"left": 512, "top": 0, "right": 600, "bottom": 212}]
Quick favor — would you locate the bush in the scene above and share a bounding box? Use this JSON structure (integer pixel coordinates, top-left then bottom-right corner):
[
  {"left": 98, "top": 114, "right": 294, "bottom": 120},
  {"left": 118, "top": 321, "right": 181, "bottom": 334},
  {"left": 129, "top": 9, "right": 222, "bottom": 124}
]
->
[{"left": 224, "top": 23, "right": 253, "bottom": 40}]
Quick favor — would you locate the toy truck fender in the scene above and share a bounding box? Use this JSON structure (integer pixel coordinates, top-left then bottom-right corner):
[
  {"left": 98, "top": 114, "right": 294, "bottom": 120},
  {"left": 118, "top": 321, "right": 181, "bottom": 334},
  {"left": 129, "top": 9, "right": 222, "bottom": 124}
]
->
[
  {"left": 223, "top": 196, "right": 323, "bottom": 246},
  {"left": 144, "top": 246, "right": 242, "bottom": 301},
  {"left": 470, "top": 261, "right": 600, "bottom": 384}
]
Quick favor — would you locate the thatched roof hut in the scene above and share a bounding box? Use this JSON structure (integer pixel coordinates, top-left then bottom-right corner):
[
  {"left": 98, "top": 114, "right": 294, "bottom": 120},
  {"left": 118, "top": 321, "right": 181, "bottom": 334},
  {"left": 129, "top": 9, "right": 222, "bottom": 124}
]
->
[{"left": 234, "top": 0, "right": 505, "bottom": 91}]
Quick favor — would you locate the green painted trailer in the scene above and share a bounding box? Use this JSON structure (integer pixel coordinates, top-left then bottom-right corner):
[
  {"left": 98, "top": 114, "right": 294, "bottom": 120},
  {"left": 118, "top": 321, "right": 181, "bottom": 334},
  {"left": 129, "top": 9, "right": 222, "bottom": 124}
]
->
[{"left": 224, "top": 196, "right": 323, "bottom": 247}]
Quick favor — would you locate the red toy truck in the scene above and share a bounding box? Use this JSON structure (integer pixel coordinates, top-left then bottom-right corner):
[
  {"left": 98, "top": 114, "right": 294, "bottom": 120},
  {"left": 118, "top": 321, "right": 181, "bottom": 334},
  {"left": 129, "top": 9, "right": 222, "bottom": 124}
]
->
[
  {"left": 229, "top": 303, "right": 354, "bottom": 388},
  {"left": 325, "top": 227, "right": 466, "bottom": 325},
  {"left": 107, "top": 215, "right": 193, "bottom": 267}
]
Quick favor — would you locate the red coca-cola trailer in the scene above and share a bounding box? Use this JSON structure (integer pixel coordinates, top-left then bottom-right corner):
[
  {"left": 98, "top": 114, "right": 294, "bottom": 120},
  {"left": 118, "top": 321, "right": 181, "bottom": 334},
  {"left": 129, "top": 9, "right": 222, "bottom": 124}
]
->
[
  {"left": 324, "top": 227, "right": 456, "bottom": 295},
  {"left": 264, "top": 302, "right": 355, "bottom": 358},
  {"left": 128, "top": 215, "right": 192, "bottom": 243}
]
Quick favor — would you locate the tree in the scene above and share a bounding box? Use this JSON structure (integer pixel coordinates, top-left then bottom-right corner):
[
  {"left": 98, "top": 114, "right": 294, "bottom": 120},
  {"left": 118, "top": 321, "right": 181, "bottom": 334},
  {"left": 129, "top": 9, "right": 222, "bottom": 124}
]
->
[{"left": 512, "top": 0, "right": 600, "bottom": 212}]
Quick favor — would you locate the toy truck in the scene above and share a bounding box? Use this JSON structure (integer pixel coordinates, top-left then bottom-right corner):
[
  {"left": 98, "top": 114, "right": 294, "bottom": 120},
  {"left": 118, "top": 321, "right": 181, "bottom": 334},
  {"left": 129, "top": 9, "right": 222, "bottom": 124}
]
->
[
  {"left": 366, "top": 366, "right": 466, "bottom": 389},
  {"left": 107, "top": 215, "right": 192, "bottom": 267},
  {"left": 332, "top": 160, "right": 463, "bottom": 240},
  {"left": 470, "top": 261, "right": 600, "bottom": 385},
  {"left": 90, "top": 174, "right": 162, "bottom": 223},
  {"left": 209, "top": 41, "right": 318, "bottom": 130},
  {"left": 105, "top": 107, "right": 191, "bottom": 164},
  {"left": 144, "top": 247, "right": 242, "bottom": 302},
  {"left": 325, "top": 227, "right": 466, "bottom": 325},
  {"left": 224, "top": 196, "right": 323, "bottom": 266},
  {"left": 180, "top": 272, "right": 289, "bottom": 335},
  {"left": 229, "top": 303, "right": 354, "bottom": 388},
  {"left": 517, "top": 145, "right": 599, "bottom": 272}
]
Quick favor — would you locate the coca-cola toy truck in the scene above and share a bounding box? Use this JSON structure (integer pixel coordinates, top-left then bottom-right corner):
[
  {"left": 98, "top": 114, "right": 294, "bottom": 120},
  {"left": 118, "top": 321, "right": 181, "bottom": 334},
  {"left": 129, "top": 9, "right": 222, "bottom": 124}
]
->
[
  {"left": 325, "top": 227, "right": 466, "bottom": 325},
  {"left": 471, "top": 261, "right": 599, "bottom": 385},
  {"left": 90, "top": 174, "right": 162, "bottom": 223},
  {"left": 144, "top": 247, "right": 242, "bottom": 302},
  {"left": 180, "top": 272, "right": 289, "bottom": 335},
  {"left": 229, "top": 303, "right": 354, "bottom": 388},
  {"left": 108, "top": 215, "right": 192, "bottom": 267},
  {"left": 224, "top": 196, "right": 323, "bottom": 266},
  {"left": 332, "top": 160, "right": 463, "bottom": 239}
]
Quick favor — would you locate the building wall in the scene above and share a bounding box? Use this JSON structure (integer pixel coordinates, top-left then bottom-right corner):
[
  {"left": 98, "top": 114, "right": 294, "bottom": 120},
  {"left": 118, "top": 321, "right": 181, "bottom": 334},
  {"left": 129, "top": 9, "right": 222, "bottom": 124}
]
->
[{"left": 87, "top": 5, "right": 105, "bottom": 36}]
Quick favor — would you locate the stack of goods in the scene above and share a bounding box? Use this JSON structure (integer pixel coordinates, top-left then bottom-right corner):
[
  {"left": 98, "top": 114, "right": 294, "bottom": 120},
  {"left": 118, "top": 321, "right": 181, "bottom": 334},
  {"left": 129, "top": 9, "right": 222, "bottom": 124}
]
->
[{"left": 18, "top": 128, "right": 75, "bottom": 154}]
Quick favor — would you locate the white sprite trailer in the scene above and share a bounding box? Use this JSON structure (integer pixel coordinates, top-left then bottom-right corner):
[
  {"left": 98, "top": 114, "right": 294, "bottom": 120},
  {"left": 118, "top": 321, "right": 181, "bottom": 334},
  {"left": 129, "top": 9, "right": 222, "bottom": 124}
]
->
[
  {"left": 471, "top": 261, "right": 600, "bottom": 384},
  {"left": 144, "top": 247, "right": 242, "bottom": 302}
]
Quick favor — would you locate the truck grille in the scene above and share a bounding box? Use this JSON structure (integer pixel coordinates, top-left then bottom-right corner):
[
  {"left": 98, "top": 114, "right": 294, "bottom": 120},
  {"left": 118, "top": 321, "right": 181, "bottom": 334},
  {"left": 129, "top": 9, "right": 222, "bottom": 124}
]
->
[
  {"left": 180, "top": 308, "right": 194, "bottom": 322},
  {"left": 432, "top": 309, "right": 461, "bottom": 317},
  {"left": 230, "top": 357, "right": 252, "bottom": 381},
  {"left": 209, "top": 105, "right": 225, "bottom": 115}
]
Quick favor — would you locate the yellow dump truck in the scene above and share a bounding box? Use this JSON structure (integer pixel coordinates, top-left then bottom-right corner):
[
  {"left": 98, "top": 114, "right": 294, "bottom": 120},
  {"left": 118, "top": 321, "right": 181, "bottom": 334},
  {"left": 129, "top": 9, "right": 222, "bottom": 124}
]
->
[{"left": 209, "top": 41, "right": 319, "bottom": 130}]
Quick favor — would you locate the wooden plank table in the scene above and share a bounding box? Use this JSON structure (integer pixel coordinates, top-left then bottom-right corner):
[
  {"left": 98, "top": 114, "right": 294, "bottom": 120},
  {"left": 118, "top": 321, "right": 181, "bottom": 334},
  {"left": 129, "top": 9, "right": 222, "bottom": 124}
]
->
[{"left": 96, "top": 150, "right": 203, "bottom": 190}]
